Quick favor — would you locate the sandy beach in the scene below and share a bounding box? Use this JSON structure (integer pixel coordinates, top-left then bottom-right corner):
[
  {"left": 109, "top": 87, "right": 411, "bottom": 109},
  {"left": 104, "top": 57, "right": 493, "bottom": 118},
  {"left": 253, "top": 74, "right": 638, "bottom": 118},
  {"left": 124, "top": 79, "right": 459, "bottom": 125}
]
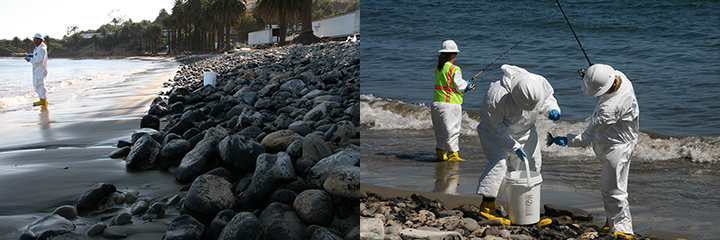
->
[{"left": 0, "top": 66, "right": 182, "bottom": 239}]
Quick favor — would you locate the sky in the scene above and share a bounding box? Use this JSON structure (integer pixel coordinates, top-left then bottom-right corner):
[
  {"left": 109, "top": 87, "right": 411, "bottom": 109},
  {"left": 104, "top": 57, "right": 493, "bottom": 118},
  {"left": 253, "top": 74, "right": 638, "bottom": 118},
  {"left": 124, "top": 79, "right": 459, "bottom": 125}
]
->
[{"left": 0, "top": 0, "right": 176, "bottom": 40}]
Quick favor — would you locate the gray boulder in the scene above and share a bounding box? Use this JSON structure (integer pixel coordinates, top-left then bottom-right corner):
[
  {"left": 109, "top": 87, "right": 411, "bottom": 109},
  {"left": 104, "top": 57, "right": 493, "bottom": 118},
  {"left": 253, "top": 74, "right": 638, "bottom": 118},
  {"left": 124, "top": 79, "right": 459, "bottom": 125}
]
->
[
  {"left": 141, "top": 115, "right": 160, "bottom": 131},
  {"left": 166, "top": 117, "right": 195, "bottom": 136},
  {"left": 76, "top": 182, "right": 116, "bottom": 212},
  {"left": 20, "top": 214, "right": 75, "bottom": 240},
  {"left": 163, "top": 215, "right": 205, "bottom": 240},
  {"left": 312, "top": 227, "right": 343, "bottom": 240},
  {"left": 238, "top": 152, "right": 296, "bottom": 209},
  {"left": 273, "top": 113, "right": 293, "bottom": 130},
  {"left": 306, "top": 150, "right": 360, "bottom": 189},
  {"left": 209, "top": 209, "right": 236, "bottom": 240},
  {"left": 293, "top": 189, "right": 335, "bottom": 227},
  {"left": 261, "top": 130, "right": 301, "bottom": 154},
  {"left": 323, "top": 165, "right": 360, "bottom": 199},
  {"left": 258, "top": 202, "right": 306, "bottom": 240},
  {"left": 174, "top": 129, "right": 225, "bottom": 182},
  {"left": 182, "top": 174, "right": 237, "bottom": 224},
  {"left": 302, "top": 133, "right": 333, "bottom": 163},
  {"left": 131, "top": 128, "right": 162, "bottom": 144},
  {"left": 52, "top": 205, "right": 77, "bottom": 220},
  {"left": 217, "top": 135, "right": 265, "bottom": 171},
  {"left": 288, "top": 121, "right": 314, "bottom": 136},
  {"left": 303, "top": 102, "right": 331, "bottom": 122},
  {"left": 108, "top": 146, "right": 130, "bottom": 159},
  {"left": 126, "top": 134, "right": 162, "bottom": 170},
  {"left": 280, "top": 78, "right": 306, "bottom": 93},
  {"left": 159, "top": 139, "right": 192, "bottom": 170},
  {"left": 238, "top": 108, "right": 264, "bottom": 128},
  {"left": 218, "top": 212, "right": 267, "bottom": 240},
  {"left": 324, "top": 120, "right": 356, "bottom": 144}
]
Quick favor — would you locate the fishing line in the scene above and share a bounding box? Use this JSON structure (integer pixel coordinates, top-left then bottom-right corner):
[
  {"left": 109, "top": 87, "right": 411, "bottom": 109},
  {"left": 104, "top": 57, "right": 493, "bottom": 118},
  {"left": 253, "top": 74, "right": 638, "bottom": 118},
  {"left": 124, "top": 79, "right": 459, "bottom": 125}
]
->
[
  {"left": 555, "top": 0, "right": 592, "bottom": 67},
  {"left": 470, "top": 26, "right": 547, "bottom": 82}
]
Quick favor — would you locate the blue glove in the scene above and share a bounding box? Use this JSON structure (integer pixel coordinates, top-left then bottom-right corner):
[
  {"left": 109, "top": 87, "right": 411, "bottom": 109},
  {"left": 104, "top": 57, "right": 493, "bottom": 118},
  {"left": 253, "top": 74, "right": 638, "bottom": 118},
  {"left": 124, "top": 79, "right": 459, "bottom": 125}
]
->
[
  {"left": 547, "top": 137, "right": 567, "bottom": 146},
  {"left": 515, "top": 147, "right": 527, "bottom": 161},
  {"left": 25, "top": 58, "right": 31, "bottom": 62},
  {"left": 465, "top": 80, "right": 476, "bottom": 91},
  {"left": 27, "top": 54, "right": 33, "bottom": 58},
  {"left": 548, "top": 109, "right": 560, "bottom": 121}
]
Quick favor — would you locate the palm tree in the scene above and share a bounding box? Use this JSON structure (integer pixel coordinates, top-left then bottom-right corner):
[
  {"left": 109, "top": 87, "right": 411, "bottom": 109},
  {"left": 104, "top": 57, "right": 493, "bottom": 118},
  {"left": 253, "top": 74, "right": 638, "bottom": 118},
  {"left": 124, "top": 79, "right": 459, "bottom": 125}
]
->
[
  {"left": 169, "top": 0, "right": 186, "bottom": 52},
  {"left": 255, "top": 0, "right": 302, "bottom": 46},
  {"left": 292, "top": 0, "right": 321, "bottom": 45},
  {"left": 208, "top": 0, "right": 247, "bottom": 50},
  {"left": 201, "top": 2, "right": 220, "bottom": 51}
]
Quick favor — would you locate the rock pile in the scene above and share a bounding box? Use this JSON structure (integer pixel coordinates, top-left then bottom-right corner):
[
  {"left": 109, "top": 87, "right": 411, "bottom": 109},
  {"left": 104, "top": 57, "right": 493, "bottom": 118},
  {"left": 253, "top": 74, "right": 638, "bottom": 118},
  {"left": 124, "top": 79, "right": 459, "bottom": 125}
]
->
[
  {"left": 18, "top": 41, "right": 360, "bottom": 240},
  {"left": 360, "top": 192, "right": 664, "bottom": 240}
]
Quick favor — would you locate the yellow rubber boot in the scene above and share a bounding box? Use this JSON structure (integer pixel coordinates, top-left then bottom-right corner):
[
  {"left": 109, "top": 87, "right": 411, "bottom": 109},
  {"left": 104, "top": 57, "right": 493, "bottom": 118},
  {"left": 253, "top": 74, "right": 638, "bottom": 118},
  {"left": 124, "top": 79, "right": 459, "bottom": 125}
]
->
[
  {"left": 613, "top": 231, "right": 634, "bottom": 239},
  {"left": 537, "top": 217, "right": 552, "bottom": 226},
  {"left": 436, "top": 149, "right": 448, "bottom": 161},
  {"left": 479, "top": 201, "right": 511, "bottom": 225},
  {"left": 600, "top": 219, "right": 610, "bottom": 234},
  {"left": 33, "top": 99, "right": 47, "bottom": 106},
  {"left": 447, "top": 151, "right": 465, "bottom": 161}
]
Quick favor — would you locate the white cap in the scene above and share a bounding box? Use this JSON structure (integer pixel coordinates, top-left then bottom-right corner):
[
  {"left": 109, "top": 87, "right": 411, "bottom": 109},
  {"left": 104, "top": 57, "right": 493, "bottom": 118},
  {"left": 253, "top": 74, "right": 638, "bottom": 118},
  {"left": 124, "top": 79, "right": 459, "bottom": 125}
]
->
[
  {"left": 33, "top": 33, "right": 43, "bottom": 39},
  {"left": 511, "top": 73, "right": 546, "bottom": 111},
  {"left": 439, "top": 40, "right": 460, "bottom": 53},
  {"left": 582, "top": 64, "right": 615, "bottom": 97}
]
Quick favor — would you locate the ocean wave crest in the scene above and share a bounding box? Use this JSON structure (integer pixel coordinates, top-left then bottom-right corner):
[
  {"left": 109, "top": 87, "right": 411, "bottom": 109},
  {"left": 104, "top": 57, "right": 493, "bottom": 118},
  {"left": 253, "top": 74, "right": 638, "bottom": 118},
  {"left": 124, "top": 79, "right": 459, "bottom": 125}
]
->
[{"left": 362, "top": 94, "right": 720, "bottom": 163}]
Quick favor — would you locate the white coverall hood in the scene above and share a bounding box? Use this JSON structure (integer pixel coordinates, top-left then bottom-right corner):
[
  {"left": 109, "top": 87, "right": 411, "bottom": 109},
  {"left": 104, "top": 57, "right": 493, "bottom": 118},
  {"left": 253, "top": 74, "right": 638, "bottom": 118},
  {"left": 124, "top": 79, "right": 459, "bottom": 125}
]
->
[
  {"left": 476, "top": 64, "right": 560, "bottom": 198},
  {"left": 511, "top": 73, "right": 546, "bottom": 111},
  {"left": 500, "top": 65, "right": 545, "bottom": 111}
]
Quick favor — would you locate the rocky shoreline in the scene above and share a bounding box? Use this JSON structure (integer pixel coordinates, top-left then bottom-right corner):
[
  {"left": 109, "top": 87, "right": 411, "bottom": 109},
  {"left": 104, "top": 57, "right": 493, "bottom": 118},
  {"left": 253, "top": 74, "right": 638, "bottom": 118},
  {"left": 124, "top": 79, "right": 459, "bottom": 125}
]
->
[
  {"left": 18, "top": 41, "right": 360, "bottom": 239},
  {"left": 360, "top": 192, "right": 668, "bottom": 240}
]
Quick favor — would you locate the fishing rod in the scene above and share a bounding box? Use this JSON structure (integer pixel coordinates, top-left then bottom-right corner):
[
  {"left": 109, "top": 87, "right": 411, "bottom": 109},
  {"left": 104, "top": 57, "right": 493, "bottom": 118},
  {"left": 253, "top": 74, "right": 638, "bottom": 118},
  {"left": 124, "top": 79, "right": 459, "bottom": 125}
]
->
[
  {"left": 555, "top": 0, "right": 592, "bottom": 67},
  {"left": 470, "top": 27, "right": 546, "bottom": 82}
]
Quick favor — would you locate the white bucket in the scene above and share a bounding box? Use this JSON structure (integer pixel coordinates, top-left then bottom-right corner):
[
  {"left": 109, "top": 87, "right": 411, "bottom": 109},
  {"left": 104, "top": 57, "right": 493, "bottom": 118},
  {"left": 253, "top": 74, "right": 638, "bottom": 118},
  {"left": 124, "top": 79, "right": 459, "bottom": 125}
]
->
[
  {"left": 203, "top": 68, "right": 217, "bottom": 87},
  {"left": 504, "top": 170, "right": 542, "bottom": 225}
]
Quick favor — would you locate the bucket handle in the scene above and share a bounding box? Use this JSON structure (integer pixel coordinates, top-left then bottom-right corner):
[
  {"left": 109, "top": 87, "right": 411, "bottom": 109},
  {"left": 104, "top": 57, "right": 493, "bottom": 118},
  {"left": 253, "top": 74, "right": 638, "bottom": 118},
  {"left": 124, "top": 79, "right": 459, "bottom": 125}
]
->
[
  {"left": 521, "top": 155, "right": 533, "bottom": 188},
  {"left": 203, "top": 68, "right": 213, "bottom": 72}
]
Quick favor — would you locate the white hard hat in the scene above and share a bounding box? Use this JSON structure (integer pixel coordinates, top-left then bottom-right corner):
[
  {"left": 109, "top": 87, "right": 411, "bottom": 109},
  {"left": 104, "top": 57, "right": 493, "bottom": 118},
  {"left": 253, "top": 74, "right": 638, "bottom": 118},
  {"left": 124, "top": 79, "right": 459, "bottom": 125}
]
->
[
  {"left": 582, "top": 64, "right": 615, "bottom": 97},
  {"left": 511, "top": 73, "right": 546, "bottom": 111},
  {"left": 33, "top": 33, "right": 43, "bottom": 39},
  {"left": 439, "top": 40, "right": 460, "bottom": 53}
]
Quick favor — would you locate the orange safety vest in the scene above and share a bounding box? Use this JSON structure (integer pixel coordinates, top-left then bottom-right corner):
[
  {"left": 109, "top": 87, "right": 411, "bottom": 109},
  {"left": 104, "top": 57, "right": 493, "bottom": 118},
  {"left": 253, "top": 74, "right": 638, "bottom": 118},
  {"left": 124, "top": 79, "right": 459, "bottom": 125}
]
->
[{"left": 434, "top": 62, "right": 463, "bottom": 104}]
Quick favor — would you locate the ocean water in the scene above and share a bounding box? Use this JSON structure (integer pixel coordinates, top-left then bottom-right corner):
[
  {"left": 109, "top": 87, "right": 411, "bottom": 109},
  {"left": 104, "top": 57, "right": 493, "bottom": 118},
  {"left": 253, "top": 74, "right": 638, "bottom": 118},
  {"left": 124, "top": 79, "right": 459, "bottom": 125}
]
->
[
  {"left": 360, "top": 0, "right": 720, "bottom": 137},
  {"left": 360, "top": 0, "right": 720, "bottom": 238},
  {"left": 0, "top": 58, "right": 175, "bottom": 114}
]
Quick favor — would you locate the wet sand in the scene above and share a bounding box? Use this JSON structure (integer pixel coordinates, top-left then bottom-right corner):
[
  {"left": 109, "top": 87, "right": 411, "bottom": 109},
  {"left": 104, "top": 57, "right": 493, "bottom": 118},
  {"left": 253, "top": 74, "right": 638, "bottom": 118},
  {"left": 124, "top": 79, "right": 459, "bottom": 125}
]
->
[
  {"left": 0, "top": 68, "right": 182, "bottom": 239},
  {"left": 360, "top": 129, "right": 702, "bottom": 240}
]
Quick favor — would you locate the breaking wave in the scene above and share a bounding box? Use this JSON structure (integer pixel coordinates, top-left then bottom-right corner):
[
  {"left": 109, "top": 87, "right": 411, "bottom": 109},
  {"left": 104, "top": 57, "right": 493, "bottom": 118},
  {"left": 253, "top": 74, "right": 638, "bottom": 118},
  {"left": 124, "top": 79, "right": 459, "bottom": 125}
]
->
[{"left": 361, "top": 94, "right": 720, "bottom": 163}]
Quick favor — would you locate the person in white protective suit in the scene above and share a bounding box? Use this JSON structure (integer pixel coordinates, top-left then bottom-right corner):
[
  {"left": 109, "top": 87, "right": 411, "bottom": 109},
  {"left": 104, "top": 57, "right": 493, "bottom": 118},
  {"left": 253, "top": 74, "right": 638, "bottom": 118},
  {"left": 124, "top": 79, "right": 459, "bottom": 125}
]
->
[
  {"left": 476, "top": 64, "right": 560, "bottom": 225},
  {"left": 26, "top": 33, "right": 48, "bottom": 106},
  {"left": 548, "top": 64, "right": 638, "bottom": 239},
  {"left": 431, "top": 40, "right": 475, "bottom": 161}
]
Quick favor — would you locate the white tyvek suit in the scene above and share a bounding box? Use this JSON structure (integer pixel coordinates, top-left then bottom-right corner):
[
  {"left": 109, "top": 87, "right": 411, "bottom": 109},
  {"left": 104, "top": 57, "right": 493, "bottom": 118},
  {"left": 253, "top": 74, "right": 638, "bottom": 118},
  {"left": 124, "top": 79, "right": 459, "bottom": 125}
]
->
[
  {"left": 431, "top": 67, "right": 468, "bottom": 152},
  {"left": 476, "top": 65, "right": 559, "bottom": 198},
  {"left": 30, "top": 42, "right": 48, "bottom": 99},
  {"left": 566, "top": 71, "right": 638, "bottom": 235}
]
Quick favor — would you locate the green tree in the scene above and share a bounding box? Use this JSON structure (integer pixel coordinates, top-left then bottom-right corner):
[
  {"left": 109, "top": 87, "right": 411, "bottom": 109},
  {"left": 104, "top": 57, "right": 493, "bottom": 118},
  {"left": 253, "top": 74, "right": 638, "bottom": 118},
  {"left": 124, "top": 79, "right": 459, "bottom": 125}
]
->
[
  {"left": 255, "top": 0, "right": 302, "bottom": 46},
  {"left": 344, "top": 1, "right": 359, "bottom": 13},
  {"left": 155, "top": 8, "right": 170, "bottom": 24},
  {"left": 143, "top": 23, "right": 163, "bottom": 54},
  {"left": 312, "top": 0, "right": 333, "bottom": 19},
  {"left": 23, "top": 38, "right": 32, "bottom": 52},
  {"left": 235, "top": 12, "right": 262, "bottom": 43},
  {"left": 11, "top": 37, "right": 21, "bottom": 50},
  {"left": 208, "top": 0, "right": 247, "bottom": 50}
]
